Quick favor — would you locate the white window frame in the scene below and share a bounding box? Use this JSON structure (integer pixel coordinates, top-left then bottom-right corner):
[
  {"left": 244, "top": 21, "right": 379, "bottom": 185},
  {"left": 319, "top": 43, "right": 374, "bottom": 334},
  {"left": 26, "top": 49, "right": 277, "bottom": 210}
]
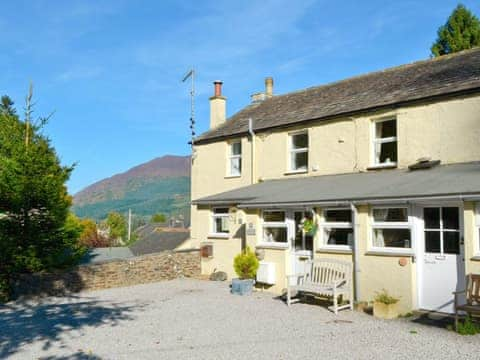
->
[
  {"left": 210, "top": 207, "right": 230, "bottom": 238},
  {"left": 260, "top": 210, "right": 289, "bottom": 248},
  {"left": 371, "top": 118, "right": 398, "bottom": 167},
  {"left": 288, "top": 131, "right": 309, "bottom": 173},
  {"left": 319, "top": 208, "right": 353, "bottom": 250},
  {"left": 370, "top": 206, "right": 413, "bottom": 253},
  {"left": 474, "top": 203, "right": 480, "bottom": 256},
  {"left": 227, "top": 140, "right": 242, "bottom": 177}
]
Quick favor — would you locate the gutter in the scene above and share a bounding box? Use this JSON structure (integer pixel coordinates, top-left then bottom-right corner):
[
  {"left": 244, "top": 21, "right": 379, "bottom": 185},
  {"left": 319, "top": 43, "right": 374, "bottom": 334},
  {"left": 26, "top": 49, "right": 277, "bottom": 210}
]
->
[
  {"left": 350, "top": 202, "right": 361, "bottom": 303},
  {"left": 235, "top": 194, "right": 480, "bottom": 208}
]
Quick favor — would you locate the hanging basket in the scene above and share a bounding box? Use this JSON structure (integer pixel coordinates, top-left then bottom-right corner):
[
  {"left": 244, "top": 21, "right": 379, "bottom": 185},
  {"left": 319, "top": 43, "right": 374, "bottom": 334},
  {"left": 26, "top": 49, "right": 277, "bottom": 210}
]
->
[{"left": 302, "top": 219, "right": 317, "bottom": 236}]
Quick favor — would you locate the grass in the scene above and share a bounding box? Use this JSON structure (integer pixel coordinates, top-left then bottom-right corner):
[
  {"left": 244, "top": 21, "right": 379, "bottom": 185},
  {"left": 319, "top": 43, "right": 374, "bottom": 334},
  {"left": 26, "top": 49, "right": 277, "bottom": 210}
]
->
[{"left": 456, "top": 316, "right": 480, "bottom": 335}]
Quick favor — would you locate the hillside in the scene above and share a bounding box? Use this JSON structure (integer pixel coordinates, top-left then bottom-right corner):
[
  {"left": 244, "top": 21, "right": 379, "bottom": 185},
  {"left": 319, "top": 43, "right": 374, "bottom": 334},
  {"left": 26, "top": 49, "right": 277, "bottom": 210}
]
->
[{"left": 72, "top": 155, "right": 191, "bottom": 221}]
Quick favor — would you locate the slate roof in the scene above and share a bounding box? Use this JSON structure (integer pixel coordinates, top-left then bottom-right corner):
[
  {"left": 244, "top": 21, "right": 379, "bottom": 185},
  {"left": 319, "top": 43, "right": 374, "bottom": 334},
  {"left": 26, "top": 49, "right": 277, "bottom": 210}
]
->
[
  {"left": 130, "top": 224, "right": 190, "bottom": 256},
  {"left": 80, "top": 247, "right": 134, "bottom": 265},
  {"left": 195, "top": 48, "right": 480, "bottom": 144},
  {"left": 192, "top": 161, "right": 480, "bottom": 206}
]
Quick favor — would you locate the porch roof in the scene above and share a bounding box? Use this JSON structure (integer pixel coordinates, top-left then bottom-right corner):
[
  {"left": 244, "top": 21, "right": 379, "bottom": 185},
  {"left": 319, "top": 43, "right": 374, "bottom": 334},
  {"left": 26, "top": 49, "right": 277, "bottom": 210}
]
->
[{"left": 192, "top": 161, "right": 480, "bottom": 207}]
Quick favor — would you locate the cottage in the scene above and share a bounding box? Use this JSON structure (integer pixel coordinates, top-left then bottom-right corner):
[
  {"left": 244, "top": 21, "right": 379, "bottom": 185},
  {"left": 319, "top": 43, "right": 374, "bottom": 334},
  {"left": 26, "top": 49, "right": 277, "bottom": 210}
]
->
[{"left": 190, "top": 48, "right": 480, "bottom": 314}]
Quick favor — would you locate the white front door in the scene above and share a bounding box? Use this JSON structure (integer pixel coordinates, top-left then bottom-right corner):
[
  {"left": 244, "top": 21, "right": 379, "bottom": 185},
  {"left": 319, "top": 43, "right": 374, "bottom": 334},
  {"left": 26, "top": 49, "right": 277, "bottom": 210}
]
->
[
  {"left": 419, "top": 206, "right": 465, "bottom": 313},
  {"left": 290, "top": 210, "right": 314, "bottom": 276}
]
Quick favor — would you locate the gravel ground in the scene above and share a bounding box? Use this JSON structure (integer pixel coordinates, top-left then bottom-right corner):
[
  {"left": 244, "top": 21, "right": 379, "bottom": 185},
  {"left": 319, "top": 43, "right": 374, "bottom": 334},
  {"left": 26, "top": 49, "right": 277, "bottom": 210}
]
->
[{"left": 0, "top": 279, "right": 478, "bottom": 360}]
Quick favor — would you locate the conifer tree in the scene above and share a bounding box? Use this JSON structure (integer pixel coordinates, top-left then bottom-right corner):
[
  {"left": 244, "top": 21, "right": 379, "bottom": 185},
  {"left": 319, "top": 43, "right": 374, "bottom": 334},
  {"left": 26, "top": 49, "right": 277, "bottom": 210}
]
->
[{"left": 431, "top": 4, "right": 480, "bottom": 57}]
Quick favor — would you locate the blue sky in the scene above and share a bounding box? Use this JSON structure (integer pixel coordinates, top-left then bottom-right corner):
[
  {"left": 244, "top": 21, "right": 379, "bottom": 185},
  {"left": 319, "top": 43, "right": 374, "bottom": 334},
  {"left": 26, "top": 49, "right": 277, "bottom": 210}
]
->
[{"left": 1, "top": 0, "right": 479, "bottom": 193}]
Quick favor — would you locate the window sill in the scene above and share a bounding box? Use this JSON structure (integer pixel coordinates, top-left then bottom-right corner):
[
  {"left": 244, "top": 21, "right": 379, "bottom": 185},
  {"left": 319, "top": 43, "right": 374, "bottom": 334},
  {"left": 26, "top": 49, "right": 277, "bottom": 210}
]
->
[
  {"left": 207, "top": 234, "right": 229, "bottom": 239},
  {"left": 224, "top": 175, "right": 241, "bottom": 179},
  {"left": 316, "top": 247, "right": 353, "bottom": 254},
  {"left": 365, "top": 250, "right": 414, "bottom": 257},
  {"left": 284, "top": 170, "right": 308, "bottom": 175},
  {"left": 367, "top": 163, "right": 397, "bottom": 171},
  {"left": 256, "top": 243, "right": 289, "bottom": 250},
  {"left": 471, "top": 255, "right": 480, "bottom": 261}
]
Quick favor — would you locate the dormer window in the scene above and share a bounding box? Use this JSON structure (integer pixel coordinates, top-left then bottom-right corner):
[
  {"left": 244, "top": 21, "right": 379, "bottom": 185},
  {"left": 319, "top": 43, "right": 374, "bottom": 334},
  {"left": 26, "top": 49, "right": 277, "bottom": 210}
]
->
[
  {"left": 289, "top": 132, "right": 308, "bottom": 172},
  {"left": 372, "top": 118, "right": 397, "bottom": 166},
  {"left": 228, "top": 141, "right": 242, "bottom": 176}
]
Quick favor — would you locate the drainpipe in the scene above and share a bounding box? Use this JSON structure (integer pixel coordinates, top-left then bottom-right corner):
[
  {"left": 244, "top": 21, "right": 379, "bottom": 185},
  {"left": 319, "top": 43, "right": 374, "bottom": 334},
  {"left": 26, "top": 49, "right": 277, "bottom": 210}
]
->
[
  {"left": 350, "top": 202, "right": 361, "bottom": 304},
  {"left": 248, "top": 118, "right": 255, "bottom": 184}
]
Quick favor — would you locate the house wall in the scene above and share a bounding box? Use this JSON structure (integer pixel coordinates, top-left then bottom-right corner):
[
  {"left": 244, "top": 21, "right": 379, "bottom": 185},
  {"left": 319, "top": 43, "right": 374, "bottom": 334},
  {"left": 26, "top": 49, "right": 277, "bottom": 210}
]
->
[
  {"left": 464, "top": 202, "right": 480, "bottom": 275},
  {"left": 191, "top": 93, "right": 480, "bottom": 311}
]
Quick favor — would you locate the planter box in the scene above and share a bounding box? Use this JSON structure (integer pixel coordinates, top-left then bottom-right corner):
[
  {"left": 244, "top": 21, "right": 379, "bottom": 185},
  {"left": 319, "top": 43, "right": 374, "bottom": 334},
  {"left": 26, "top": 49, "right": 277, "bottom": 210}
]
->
[
  {"left": 231, "top": 278, "right": 254, "bottom": 295},
  {"left": 373, "top": 301, "right": 399, "bottom": 319}
]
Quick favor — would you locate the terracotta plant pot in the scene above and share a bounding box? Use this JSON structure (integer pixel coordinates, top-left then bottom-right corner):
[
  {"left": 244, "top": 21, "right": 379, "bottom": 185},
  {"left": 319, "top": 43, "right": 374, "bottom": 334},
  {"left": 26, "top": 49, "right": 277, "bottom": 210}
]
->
[{"left": 373, "top": 301, "right": 399, "bottom": 319}]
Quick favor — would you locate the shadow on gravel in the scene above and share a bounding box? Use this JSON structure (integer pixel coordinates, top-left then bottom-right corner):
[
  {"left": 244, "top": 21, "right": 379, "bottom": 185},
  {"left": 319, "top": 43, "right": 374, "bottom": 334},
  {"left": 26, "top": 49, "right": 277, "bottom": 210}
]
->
[
  {"left": 410, "top": 311, "right": 453, "bottom": 329},
  {"left": 39, "top": 350, "right": 103, "bottom": 360},
  {"left": 0, "top": 295, "right": 140, "bottom": 358}
]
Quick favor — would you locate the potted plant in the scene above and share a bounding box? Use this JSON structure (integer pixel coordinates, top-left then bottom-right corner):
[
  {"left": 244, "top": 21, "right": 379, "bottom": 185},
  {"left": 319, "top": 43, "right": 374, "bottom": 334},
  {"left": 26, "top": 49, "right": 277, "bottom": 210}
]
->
[
  {"left": 231, "top": 247, "right": 259, "bottom": 295},
  {"left": 373, "top": 289, "right": 400, "bottom": 319}
]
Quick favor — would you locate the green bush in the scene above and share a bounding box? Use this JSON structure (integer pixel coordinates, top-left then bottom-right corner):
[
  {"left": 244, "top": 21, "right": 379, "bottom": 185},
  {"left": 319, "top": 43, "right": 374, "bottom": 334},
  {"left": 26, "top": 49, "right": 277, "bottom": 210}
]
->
[
  {"left": 233, "top": 247, "right": 259, "bottom": 280},
  {"left": 457, "top": 316, "right": 480, "bottom": 335},
  {"left": 374, "top": 289, "right": 399, "bottom": 305}
]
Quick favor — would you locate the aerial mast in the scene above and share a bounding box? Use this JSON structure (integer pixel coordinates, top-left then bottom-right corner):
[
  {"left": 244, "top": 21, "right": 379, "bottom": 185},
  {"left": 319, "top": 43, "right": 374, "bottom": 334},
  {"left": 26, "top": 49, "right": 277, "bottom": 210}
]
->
[{"left": 182, "top": 68, "right": 195, "bottom": 151}]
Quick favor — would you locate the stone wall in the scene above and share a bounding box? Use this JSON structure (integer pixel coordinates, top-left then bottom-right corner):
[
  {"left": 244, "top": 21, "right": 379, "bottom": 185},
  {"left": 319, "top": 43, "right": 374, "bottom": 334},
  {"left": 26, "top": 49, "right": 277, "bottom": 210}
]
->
[{"left": 12, "top": 249, "right": 200, "bottom": 299}]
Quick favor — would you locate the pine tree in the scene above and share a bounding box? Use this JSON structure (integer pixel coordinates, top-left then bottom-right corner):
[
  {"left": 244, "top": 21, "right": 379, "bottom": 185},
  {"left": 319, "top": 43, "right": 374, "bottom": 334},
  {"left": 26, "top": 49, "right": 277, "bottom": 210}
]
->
[
  {"left": 0, "top": 88, "right": 83, "bottom": 301},
  {"left": 0, "top": 95, "right": 16, "bottom": 116},
  {"left": 431, "top": 4, "right": 480, "bottom": 57}
]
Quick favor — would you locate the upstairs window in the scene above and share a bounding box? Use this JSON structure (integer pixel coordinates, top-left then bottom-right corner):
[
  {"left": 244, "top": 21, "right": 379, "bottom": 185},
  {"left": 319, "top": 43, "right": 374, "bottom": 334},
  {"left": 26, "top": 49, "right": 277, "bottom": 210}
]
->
[
  {"left": 289, "top": 132, "right": 308, "bottom": 172},
  {"left": 212, "top": 208, "right": 229, "bottom": 235},
  {"left": 228, "top": 141, "right": 242, "bottom": 176},
  {"left": 373, "top": 119, "right": 397, "bottom": 166}
]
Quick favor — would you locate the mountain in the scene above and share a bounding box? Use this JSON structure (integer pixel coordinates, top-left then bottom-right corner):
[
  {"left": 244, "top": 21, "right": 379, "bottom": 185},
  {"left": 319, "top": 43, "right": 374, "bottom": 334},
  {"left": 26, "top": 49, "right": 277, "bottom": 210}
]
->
[{"left": 72, "top": 155, "right": 191, "bottom": 221}]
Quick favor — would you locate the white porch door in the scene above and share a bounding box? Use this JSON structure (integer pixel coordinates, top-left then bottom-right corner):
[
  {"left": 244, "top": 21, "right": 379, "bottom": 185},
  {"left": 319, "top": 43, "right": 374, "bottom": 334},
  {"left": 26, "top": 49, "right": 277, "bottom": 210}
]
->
[
  {"left": 289, "top": 210, "right": 314, "bottom": 276},
  {"left": 419, "top": 206, "right": 465, "bottom": 313}
]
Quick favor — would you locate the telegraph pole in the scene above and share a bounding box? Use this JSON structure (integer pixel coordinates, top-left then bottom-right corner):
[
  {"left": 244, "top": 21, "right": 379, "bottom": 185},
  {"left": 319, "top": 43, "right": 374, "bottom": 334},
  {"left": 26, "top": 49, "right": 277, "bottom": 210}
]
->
[{"left": 128, "top": 208, "right": 132, "bottom": 242}]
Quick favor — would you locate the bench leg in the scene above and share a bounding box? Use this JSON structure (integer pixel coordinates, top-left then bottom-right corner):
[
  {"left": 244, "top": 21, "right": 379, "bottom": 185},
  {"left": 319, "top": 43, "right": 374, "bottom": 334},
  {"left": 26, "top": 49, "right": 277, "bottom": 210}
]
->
[
  {"left": 333, "top": 290, "right": 338, "bottom": 315},
  {"left": 287, "top": 286, "right": 291, "bottom": 307}
]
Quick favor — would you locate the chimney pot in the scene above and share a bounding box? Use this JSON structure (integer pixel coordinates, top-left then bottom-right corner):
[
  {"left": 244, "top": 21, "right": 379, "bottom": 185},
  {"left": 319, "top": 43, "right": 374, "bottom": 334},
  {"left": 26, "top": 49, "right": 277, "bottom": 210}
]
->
[
  {"left": 210, "top": 80, "right": 226, "bottom": 129},
  {"left": 265, "top": 77, "right": 273, "bottom": 98},
  {"left": 213, "top": 80, "right": 223, "bottom": 97}
]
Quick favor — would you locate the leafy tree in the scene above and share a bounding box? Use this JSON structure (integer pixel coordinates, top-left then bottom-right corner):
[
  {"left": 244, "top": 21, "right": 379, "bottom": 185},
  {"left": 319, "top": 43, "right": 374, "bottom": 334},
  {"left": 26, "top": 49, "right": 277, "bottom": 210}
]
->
[
  {"left": 0, "top": 89, "right": 83, "bottom": 301},
  {"left": 151, "top": 212, "right": 166, "bottom": 223},
  {"left": 105, "top": 211, "right": 127, "bottom": 240},
  {"left": 74, "top": 215, "right": 111, "bottom": 248},
  {"left": 431, "top": 4, "right": 480, "bottom": 57}
]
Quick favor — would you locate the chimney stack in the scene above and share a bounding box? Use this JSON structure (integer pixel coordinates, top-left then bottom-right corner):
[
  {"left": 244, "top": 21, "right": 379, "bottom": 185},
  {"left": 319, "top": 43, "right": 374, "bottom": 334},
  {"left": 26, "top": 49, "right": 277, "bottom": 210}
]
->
[
  {"left": 210, "top": 80, "right": 226, "bottom": 129},
  {"left": 265, "top": 77, "right": 273, "bottom": 98}
]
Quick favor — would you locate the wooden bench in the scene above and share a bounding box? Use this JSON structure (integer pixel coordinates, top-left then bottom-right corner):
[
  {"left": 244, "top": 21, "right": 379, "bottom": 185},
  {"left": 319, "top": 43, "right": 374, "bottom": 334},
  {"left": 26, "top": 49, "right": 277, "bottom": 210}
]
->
[
  {"left": 454, "top": 273, "right": 480, "bottom": 331},
  {"left": 286, "top": 258, "right": 353, "bottom": 314}
]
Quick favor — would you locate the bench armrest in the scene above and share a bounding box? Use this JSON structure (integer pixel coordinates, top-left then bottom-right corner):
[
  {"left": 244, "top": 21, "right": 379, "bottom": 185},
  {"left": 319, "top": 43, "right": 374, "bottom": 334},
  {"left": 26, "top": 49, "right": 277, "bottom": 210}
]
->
[
  {"left": 331, "top": 279, "right": 347, "bottom": 288},
  {"left": 453, "top": 290, "right": 466, "bottom": 295},
  {"left": 287, "top": 274, "right": 305, "bottom": 280}
]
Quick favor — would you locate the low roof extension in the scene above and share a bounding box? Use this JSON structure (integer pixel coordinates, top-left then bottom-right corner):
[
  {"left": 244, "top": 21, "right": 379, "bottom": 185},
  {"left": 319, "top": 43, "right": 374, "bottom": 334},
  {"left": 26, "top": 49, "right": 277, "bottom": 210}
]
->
[
  {"left": 194, "top": 48, "right": 480, "bottom": 145},
  {"left": 192, "top": 161, "right": 480, "bottom": 207}
]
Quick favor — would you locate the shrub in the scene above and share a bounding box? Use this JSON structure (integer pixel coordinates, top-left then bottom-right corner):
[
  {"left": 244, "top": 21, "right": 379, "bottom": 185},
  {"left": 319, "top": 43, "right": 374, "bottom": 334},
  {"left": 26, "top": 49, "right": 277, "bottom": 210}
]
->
[
  {"left": 233, "top": 247, "right": 259, "bottom": 280},
  {"left": 374, "top": 289, "right": 399, "bottom": 305}
]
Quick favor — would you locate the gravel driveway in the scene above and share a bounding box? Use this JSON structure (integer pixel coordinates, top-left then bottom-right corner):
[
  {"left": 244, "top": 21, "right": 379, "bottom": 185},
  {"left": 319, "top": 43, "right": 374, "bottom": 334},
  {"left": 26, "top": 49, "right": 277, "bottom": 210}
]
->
[{"left": 0, "top": 279, "right": 477, "bottom": 359}]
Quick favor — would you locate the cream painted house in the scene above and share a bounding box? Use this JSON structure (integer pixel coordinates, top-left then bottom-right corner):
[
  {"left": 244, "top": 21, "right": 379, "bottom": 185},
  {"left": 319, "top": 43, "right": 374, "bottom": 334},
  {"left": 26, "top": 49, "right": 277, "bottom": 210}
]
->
[{"left": 190, "top": 48, "right": 480, "bottom": 314}]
